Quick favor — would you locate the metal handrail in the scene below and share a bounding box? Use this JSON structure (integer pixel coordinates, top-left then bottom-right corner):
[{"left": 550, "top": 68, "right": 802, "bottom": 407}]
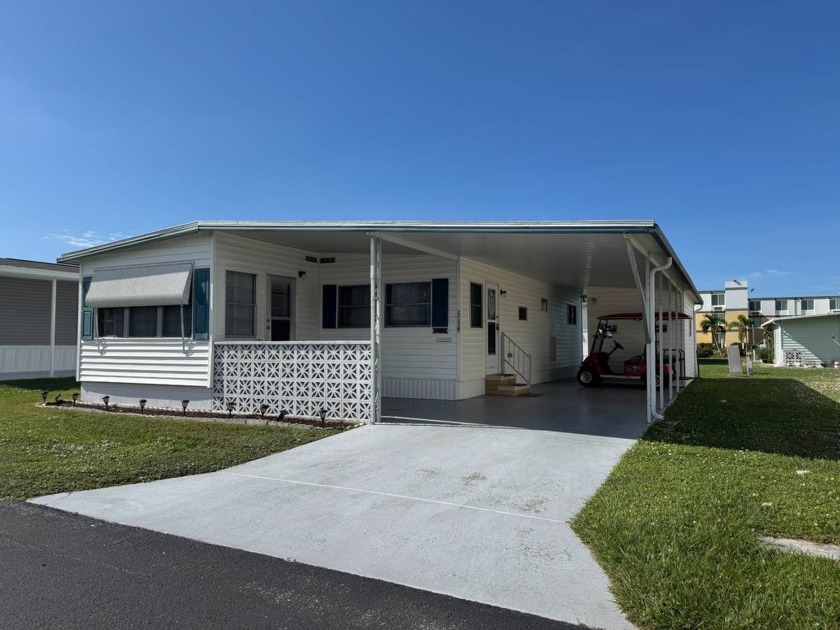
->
[{"left": 501, "top": 333, "right": 531, "bottom": 390}]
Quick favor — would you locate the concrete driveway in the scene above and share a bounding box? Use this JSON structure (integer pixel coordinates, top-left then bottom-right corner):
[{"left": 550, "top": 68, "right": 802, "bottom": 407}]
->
[{"left": 32, "top": 424, "right": 637, "bottom": 629}]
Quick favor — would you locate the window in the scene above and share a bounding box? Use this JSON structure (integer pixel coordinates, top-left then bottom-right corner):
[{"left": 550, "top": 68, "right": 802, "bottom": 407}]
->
[
  {"left": 711, "top": 293, "right": 725, "bottom": 307},
  {"left": 801, "top": 299, "right": 814, "bottom": 312},
  {"left": 163, "top": 304, "right": 192, "bottom": 337},
  {"left": 470, "top": 283, "right": 483, "bottom": 328},
  {"left": 338, "top": 285, "right": 370, "bottom": 328},
  {"left": 540, "top": 298, "right": 548, "bottom": 312},
  {"left": 225, "top": 271, "right": 256, "bottom": 337},
  {"left": 831, "top": 298, "right": 840, "bottom": 311},
  {"left": 567, "top": 304, "right": 577, "bottom": 325},
  {"left": 97, "top": 305, "right": 193, "bottom": 338},
  {"left": 129, "top": 306, "right": 158, "bottom": 337},
  {"left": 775, "top": 299, "right": 789, "bottom": 313},
  {"left": 518, "top": 306, "right": 528, "bottom": 321},
  {"left": 748, "top": 300, "right": 761, "bottom": 313},
  {"left": 386, "top": 282, "right": 431, "bottom": 327},
  {"left": 98, "top": 307, "right": 125, "bottom": 337}
]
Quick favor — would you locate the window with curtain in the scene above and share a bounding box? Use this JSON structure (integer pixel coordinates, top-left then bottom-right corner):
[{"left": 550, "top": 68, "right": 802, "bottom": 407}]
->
[
  {"left": 386, "top": 282, "right": 431, "bottom": 327},
  {"left": 338, "top": 285, "right": 370, "bottom": 328},
  {"left": 225, "top": 271, "right": 256, "bottom": 337}
]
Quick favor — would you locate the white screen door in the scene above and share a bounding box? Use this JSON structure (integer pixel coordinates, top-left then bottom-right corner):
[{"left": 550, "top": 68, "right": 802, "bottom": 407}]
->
[
  {"left": 268, "top": 276, "right": 294, "bottom": 341},
  {"left": 485, "top": 283, "right": 500, "bottom": 374}
]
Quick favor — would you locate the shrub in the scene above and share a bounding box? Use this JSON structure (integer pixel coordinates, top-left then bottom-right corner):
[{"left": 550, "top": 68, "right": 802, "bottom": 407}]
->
[
  {"left": 696, "top": 343, "right": 715, "bottom": 358},
  {"left": 757, "top": 346, "right": 774, "bottom": 363}
]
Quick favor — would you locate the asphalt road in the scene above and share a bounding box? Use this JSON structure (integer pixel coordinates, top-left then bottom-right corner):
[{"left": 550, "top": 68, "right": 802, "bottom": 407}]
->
[{"left": 0, "top": 501, "right": 588, "bottom": 630}]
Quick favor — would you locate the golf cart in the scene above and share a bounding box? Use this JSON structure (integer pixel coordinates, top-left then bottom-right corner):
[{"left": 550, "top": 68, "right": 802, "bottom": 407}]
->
[{"left": 576, "top": 311, "right": 688, "bottom": 388}]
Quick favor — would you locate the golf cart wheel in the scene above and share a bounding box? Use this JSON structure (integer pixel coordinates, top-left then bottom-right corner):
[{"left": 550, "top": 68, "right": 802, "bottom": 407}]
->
[{"left": 576, "top": 369, "right": 599, "bottom": 387}]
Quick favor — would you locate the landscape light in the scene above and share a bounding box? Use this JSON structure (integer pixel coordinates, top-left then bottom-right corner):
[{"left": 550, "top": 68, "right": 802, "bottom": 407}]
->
[
  {"left": 319, "top": 408, "right": 327, "bottom": 427},
  {"left": 72, "top": 393, "right": 79, "bottom": 406},
  {"left": 102, "top": 396, "right": 110, "bottom": 410},
  {"left": 277, "top": 409, "right": 288, "bottom": 422},
  {"left": 139, "top": 399, "right": 147, "bottom": 413},
  {"left": 259, "top": 403, "right": 269, "bottom": 419},
  {"left": 181, "top": 400, "right": 189, "bottom": 415},
  {"left": 226, "top": 401, "right": 236, "bottom": 417},
  {"left": 41, "top": 390, "right": 49, "bottom": 404}
]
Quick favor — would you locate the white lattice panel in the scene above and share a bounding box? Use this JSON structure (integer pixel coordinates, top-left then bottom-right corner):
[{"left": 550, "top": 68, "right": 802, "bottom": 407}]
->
[
  {"left": 212, "top": 342, "right": 373, "bottom": 422},
  {"left": 783, "top": 349, "right": 803, "bottom": 367}
]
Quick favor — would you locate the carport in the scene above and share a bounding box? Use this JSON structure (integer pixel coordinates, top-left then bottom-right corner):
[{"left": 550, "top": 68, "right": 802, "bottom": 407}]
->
[
  {"left": 383, "top": 378, "right": 649, "bottom": 438},
  {"left": 365, "top": 222, "right": 702, "bottom": 425}
]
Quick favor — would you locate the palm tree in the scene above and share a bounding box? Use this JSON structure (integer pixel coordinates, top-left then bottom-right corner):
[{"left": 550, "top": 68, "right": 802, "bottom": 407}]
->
[
  {"left": 700, "top": 313, "right": 727, "bottom": 350},
  {"left": 728, "top": 313, "right": 754, "bottom": 349}
]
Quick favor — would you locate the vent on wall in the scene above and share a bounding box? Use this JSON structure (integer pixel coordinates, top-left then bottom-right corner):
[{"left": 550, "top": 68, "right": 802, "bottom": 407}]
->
[
  {"left": 319, "top": 257, "right": 336, "bottom": 264},
  {"left": 713, "top": 306, "right": 724, "bottom": 312},
  {"left": 305, "top": 256, "right": 318, "bottom": 263}
]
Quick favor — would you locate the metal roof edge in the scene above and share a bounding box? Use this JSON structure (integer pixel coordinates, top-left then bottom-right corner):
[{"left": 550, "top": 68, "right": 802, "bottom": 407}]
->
[
  {"left": 647, "top": 225, "right": 703, "bottom": 305},
  {"left": 56, "top": 219, "right": 660, "bottom": 261},
  {"left": 57, "top": 222, "right": 201, "bottom": 262},
  {"left": 763, "top": 312, "right": 840, "bottom": 326}
]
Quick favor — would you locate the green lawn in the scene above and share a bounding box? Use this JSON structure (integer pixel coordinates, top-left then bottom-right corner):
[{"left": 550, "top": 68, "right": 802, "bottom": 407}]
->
[
  {"left": 572, "top": 360, "right": 840, "bottom": 629},
  {"left": 0, "top": 377, "right": 339, "bottom": 500}
]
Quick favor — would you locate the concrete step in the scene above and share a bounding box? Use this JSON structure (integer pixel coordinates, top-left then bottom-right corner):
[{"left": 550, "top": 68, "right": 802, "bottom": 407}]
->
[
  {"left": 485, "top": 373, "right": 517, "bottom": 395},
  {"left": 489, "top": 384, "right": 531, "bottom": 397}
]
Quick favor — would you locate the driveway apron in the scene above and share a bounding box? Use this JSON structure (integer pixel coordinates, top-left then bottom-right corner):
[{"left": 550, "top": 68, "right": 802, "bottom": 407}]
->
[{"left": 32, "top": 424, "right": 637, "bottom": 629}]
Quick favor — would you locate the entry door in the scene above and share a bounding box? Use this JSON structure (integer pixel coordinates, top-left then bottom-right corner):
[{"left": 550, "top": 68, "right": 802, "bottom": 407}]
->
[
  {"left": 268, "top": 276, "right": 294, "bottom": 341},
  {"left": 485, "top": 283, "right": 500, "bottom": 374}
]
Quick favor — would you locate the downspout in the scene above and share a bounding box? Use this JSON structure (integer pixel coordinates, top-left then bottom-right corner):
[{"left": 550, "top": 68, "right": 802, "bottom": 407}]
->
[{"left": 648, "top": 256, "right": 672, "bottom": 422}]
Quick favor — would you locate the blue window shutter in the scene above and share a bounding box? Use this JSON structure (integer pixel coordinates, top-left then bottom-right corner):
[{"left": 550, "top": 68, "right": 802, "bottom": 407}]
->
[
  {"left": 81, "top": 276, "right": 93, "bottom": 339},
  {"left": 432, "top": 278, "right": 449, "bottom": 329},
  {"left": 322, "top": 285, "right": 337, "bottom": 329},
  {"left": 192, "top": 268, "right": 210, "bottom": 340}
]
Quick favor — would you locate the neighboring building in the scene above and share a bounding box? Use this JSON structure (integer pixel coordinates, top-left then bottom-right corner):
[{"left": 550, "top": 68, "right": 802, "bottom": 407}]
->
[
  {"left": 762, "top": 313, "right": 840, "bottom": 367},
  {"left": 0, "top": 258, "right": 80, "bottom": 380},
  {"left": 696, "top": 280, "right": 840, "bottom": 347},
  {"left": 57, "top": 220, "right": 701, "bottom": 424}
]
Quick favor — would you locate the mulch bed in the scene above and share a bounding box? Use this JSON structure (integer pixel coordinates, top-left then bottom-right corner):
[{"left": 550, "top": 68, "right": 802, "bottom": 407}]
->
[{"left": 40, "top": 400, "right": 357, "bottom": 430}]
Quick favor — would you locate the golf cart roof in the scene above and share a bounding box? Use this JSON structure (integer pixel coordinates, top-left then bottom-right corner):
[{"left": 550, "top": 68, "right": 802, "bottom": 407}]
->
[{"left": 597, "top": 312, "right": 692, "bottom": 321}]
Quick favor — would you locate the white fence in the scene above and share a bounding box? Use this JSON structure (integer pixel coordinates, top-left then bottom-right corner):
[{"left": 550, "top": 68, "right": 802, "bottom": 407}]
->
[{"left": 211, "top": 341, "right": 373, "bottom": 422}]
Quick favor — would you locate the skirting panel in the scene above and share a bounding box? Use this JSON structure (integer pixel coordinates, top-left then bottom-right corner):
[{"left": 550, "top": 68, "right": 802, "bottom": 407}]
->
[
  {"left": 82, "top": 382, "right": 214, "bottom": 410},
  {"left": 457, "top": 378, "right": 486, "bottom": 400},
  {"left": 383, "top": 377, "right": 458, "bottom": 400}
]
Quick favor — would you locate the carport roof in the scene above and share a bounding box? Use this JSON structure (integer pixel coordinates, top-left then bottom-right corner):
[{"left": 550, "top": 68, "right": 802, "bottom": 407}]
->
[{"left": 58, "top": 220, "right": 700, "bottom": 301}]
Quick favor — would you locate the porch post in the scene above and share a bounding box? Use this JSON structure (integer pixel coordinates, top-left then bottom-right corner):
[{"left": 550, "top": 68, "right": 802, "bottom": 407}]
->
[
  {"left": 49, "top": 277, "right": 57, "bottom": 378},
  {"left": 370, "top": 236, "right": 382, "bottom": 423},
  {"left": 648, "top": 256, "right": 672, "bottom": 422}
]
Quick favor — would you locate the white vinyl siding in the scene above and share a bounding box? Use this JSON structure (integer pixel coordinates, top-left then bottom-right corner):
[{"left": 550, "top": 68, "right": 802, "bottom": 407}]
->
[
  {"left": 459, "top": 258, "right": 582, "bottom": 392},
  {"left": 0, "top": 346, "right": 77, "bottom": 380},
  {"left": 319, "top": 254, "right": 458, "bottom": 384},
  {"left": 213, "top": 233, "right": 319, "bottom": 342},
  {"left": 77, "top": 232, "right": 213, "bottom": 387},
  {"left": 78, "top": 338, "right": 211, "bottom": 386}
]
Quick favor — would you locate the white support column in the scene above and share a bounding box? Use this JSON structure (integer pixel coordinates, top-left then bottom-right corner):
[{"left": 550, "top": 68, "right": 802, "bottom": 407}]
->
[
  {"left": 645, "top": 256, "right": 652, "bottom": 425},
  {"left": 677, "top": 289, "right": 685, "bottom": 392},
  {"left": 49, "top": 277, "right": 57, "bottom": 378},
  {"left": 668, "top": 279, "right": 675, "bottom": 403},
  {"left": 657, "top": 272, "right": 665, "bottom": 412},
  {"left": 370, "top": 236, "right": 383, "bottom": 423},
  {"left": 648, "top": 256, "right": 672, "bottom": 422}
]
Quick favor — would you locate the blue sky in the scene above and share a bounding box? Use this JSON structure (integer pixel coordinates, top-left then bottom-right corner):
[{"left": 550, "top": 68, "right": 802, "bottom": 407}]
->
[{"left": 1, "top": 1, "right": 838, "bottom": 297}]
